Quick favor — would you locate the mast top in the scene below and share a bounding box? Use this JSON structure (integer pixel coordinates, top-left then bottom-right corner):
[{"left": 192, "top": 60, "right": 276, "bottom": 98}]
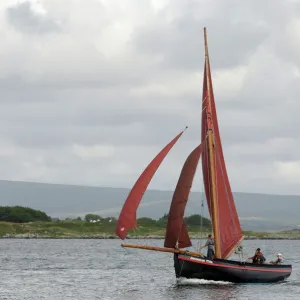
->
[{"left": 204, "top": 27, "right": 209, "bottom": 57}]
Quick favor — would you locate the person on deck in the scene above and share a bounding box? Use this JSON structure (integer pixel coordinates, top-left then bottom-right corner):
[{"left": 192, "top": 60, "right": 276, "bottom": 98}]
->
[
  {"left": 248, "top": 248, "right": 266, "bottom": 264},
  {"left": 269, "top": 253, "right": 284, "bottom": 265},
  {"left": 200, "top": 234, "right": 215, "bottom": 260}
]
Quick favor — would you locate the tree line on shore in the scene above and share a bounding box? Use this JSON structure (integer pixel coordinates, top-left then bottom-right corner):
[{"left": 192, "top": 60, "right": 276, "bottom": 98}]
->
[
  {"left": 65, "top": 212, "right": 212, "bottom": 228},
  {"left": 0, "top": 206, "right": 211, "bottom": 229},
  {"left": 137, "top": 213, "right": 211, "bottom": 228},
  {"left": 0, "top": 206, "right": 51, "bottom": 223}
]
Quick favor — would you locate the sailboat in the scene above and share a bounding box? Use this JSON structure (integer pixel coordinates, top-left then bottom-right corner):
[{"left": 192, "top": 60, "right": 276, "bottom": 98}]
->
[{"left": 115, "top": 27, "right": 292, "bottom": 283}]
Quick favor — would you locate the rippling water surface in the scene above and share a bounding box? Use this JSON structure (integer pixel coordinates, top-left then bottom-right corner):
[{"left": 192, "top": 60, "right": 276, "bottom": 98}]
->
[{"left": 0, "top": 239, "right": 299, "bottom": 299}]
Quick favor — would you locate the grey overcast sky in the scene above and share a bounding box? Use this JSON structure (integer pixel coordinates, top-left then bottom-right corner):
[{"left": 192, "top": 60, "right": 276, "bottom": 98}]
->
[{"left": 0, "top": 0, "right": 300, "bottom": 195}]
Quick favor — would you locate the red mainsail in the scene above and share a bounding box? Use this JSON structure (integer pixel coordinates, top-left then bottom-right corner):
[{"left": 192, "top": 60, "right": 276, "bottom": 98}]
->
[
  {"left": 115, "top": 129, "right": 186, "bottom": 240},
  {"left": 201, "top": 31, "right": 244, "bottom": 259},
  {"left": 164, "top": 143, "right": 204, "bottom": 249}
]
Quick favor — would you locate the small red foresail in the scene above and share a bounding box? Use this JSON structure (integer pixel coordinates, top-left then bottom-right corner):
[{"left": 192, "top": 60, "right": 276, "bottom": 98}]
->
[
  {"left": 115, "top": 129, "right": 186, "bottom": 240},
  {"left": 164, "top": 142, "right": 204, "bottom": 249}
]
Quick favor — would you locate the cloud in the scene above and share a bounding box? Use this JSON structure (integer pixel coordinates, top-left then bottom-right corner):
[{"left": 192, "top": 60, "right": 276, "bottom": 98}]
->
[
  {"left": 0, "top": 0, "right": 299, "bottom": 195},
  {"left": 6, "top": 1, "right": 60, "bottom": 34},
  {"left": 133, "top": 0, "right": 269, "bottom": 70},
  {"left": 72, "top": 144, "right": 115, "bottom": 159},
  {"left": 275, "top": 161, "right": 300, "bottom": 184}
]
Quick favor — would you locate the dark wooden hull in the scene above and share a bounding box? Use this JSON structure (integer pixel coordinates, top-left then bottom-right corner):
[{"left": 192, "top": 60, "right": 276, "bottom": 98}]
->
[{"left": 174, "top": 254, "right": 292, "bottom": 283}]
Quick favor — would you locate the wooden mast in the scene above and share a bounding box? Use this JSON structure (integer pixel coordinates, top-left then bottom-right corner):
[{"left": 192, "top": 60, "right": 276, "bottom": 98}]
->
[{"left": 203, "top": 27, "right": 221, "bottom": 258}]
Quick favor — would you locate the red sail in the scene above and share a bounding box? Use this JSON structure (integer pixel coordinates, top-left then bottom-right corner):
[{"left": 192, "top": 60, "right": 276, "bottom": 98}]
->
[
  {"left": 201, "top": 53, "right": 244, "bottom": 258},
  {"left": 115, "top": 129, "right": 185, "bottom": 240},
  {"left": 164, "top": 143, "right": 204, "bottom": 249}
]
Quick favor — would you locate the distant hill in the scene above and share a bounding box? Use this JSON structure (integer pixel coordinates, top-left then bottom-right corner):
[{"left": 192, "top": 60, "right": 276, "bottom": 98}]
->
[{"left": 0, "top": 180, "right": 299, "bottom": 231}]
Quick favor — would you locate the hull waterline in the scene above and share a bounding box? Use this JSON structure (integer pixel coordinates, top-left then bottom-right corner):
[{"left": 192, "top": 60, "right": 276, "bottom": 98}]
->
[{"left": 174, "top": 254, "right": 292, "bottom": 283}]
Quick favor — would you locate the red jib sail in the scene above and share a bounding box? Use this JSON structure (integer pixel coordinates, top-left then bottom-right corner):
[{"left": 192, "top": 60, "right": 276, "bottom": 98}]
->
[
  {"left": 164, "top": 143, "right": 204, "bottom": 249},
  {"left": 115, "top": 129, "right": 186, "bottom": 240},
  {"left": 201, "top": 35, "right": 244, "bottom": 259}
]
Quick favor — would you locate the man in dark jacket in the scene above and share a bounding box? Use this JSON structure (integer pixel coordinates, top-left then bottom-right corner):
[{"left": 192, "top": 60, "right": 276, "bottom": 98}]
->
[{"left": 249, "top": 248, "right": 266, "bottom": 264}]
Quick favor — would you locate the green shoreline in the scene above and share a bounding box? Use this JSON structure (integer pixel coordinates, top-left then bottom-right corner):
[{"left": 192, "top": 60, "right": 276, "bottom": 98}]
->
[{"left": 0, "top": 220, "right": 300, "bottom": 240}]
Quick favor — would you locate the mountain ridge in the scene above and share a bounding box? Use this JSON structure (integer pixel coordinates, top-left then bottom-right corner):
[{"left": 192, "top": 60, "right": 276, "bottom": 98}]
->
[{"left": 2, "top": 179, "right": 300, "bottom": 197}]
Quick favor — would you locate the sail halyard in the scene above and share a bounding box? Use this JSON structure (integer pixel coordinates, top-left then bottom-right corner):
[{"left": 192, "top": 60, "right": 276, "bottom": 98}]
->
[
  {"left": 115, "top": 128, "right": 187, "bottom": 240},
  {"left": 201, "top": 27, "right": 244, "bottom": 259}
]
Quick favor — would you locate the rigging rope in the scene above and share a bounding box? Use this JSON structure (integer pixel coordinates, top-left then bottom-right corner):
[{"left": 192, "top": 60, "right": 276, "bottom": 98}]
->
[{"left": 195, "top": 185, "right": 205, "bottom": 253}]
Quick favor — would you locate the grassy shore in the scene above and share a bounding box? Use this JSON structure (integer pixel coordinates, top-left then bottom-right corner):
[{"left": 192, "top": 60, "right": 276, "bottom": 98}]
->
[{"left": 0, "top": 220, "right": 300, "bottom": 239}]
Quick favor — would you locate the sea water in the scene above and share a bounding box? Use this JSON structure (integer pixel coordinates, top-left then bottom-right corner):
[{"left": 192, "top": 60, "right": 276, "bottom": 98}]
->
[{"left": 0, "top": 239, "right": 299, "bottom": 299}]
